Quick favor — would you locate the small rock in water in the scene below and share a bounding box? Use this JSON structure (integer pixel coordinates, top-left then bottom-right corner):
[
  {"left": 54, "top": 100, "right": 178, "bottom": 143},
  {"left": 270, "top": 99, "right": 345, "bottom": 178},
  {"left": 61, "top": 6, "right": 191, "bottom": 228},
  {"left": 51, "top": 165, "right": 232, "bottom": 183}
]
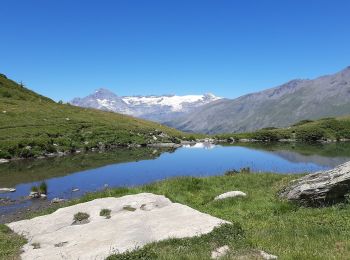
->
[
  {"left": 211, "top": 245, "right": 230, "bottom": 259},
  {"left": 40, "top": 194, "right": 47, "bottom": 199},
  {"left": 260, "top": 250, "right": 278, "bottom": 260},
  {"left": 214, "top": 191, "right": 247, "bottom": 200},
  {"left": 0, "top": 159, "right": 9, "bottom": 164},
  {"left": 0, "top": 188, "right": 16, "bottom": 193},
  {"left": 72, "top": 188, "right": 79, "bottom": 192},
  {"left": 29, "top": 192, "right": 41, "bottom": 199}
]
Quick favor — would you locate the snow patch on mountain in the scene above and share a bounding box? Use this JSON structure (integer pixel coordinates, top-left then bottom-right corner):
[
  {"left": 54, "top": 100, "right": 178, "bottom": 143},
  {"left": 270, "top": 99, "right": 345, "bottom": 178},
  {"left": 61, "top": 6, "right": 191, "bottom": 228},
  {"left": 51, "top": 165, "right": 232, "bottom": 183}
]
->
[
  {"left": 122, "top": 94, "right": 220, "bottom": 112},
  {"left": 71, "top": 89, "right": 220, "bottom": 123}
]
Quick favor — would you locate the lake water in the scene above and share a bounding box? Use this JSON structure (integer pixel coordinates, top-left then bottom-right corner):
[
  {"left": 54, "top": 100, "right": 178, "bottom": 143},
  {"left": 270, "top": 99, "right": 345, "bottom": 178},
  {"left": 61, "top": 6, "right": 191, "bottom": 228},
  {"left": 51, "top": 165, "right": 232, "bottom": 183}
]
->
[{"left": 1, "top": 142, "right": 350, "bottom": 215}]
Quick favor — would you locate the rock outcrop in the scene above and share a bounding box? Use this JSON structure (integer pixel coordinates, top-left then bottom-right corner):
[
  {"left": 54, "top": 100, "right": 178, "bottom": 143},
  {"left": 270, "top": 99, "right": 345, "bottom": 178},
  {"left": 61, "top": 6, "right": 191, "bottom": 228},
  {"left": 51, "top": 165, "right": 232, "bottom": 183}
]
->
[{"left": 279, "top": 161, "right": 350, "bottom": 206}]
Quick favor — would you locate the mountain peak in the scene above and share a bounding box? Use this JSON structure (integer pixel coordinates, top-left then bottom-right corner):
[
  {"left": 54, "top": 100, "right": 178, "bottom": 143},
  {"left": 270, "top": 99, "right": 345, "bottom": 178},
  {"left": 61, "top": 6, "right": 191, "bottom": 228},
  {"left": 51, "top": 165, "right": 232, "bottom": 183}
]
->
[
  {"left": 95, "top": 88, "right": 115, "bottom": 95},
  {"left": 71, "top": 91, "right": 220, "bottom": 122}
]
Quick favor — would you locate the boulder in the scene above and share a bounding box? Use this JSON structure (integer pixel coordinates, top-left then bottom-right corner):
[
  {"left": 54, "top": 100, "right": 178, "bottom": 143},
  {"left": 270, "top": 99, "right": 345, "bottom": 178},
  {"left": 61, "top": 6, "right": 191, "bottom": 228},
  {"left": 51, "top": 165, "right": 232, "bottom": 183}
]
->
[
  {"left": 7, "top": 193, "right": 229, "bottom": 260},
  {"left": 214, "top": 191, "right": 247, "bottom": 200},
  {"left": 279, "top": 161, "right": 350, "bottom": 206}
]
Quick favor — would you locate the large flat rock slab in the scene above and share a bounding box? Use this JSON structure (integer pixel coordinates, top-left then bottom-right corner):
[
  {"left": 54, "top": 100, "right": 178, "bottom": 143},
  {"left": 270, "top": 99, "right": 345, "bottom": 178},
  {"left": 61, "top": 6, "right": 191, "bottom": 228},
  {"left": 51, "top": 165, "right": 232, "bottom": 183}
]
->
[{"left": 7, "top": 193, "right": 228, "bottom": 260}]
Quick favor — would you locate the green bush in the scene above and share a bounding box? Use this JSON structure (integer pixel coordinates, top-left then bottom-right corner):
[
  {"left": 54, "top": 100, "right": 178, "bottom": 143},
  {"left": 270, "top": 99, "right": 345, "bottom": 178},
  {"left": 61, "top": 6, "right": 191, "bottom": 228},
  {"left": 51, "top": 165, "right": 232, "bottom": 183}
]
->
[
  {"left": 39, "top": 182, "right": 48, "bottom": 194},
  {"left": 31, "top": 186, "right": 39, "bottom": 192},
  {"left": 252, "top": 130, "right": 280, "bottom": 141},
  {"left": 295, "top": 127, "right": 325, "bottom": 142}
]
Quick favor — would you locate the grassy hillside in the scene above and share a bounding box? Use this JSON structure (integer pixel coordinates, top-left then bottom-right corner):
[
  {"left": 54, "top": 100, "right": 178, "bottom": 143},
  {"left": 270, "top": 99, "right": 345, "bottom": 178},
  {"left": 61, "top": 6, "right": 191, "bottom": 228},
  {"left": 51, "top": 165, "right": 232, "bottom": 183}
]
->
[
  {"left": 2, "top": 173, "right": 350, "bottom": 259},
  {"left": 216, "top": 116, "right": 350, "bottom": 143},
  {"left": 0, "top": 74, "right": 193, "bottom": 159}
]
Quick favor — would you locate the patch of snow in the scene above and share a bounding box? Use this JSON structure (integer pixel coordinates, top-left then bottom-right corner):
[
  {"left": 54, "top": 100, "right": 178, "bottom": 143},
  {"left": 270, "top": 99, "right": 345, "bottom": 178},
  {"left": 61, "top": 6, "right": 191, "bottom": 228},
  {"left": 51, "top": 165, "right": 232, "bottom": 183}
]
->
[{"left": 122, "top": 94, "right": 221, "bottom": 112}]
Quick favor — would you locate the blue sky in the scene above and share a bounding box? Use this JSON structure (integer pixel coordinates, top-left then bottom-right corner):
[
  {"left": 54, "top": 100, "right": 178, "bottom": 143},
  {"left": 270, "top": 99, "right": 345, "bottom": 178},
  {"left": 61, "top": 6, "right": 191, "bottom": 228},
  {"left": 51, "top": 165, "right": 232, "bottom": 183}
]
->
[{"left": 1, "top": 0, "right": 350, "bottom": 101}]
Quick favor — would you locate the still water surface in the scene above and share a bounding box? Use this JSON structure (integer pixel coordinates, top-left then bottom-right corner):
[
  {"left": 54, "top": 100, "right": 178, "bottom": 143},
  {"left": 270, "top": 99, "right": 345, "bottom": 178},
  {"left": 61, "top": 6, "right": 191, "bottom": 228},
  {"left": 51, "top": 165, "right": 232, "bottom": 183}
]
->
[{"left": 1, "top": 142, "right": 350, "bottom": 213}]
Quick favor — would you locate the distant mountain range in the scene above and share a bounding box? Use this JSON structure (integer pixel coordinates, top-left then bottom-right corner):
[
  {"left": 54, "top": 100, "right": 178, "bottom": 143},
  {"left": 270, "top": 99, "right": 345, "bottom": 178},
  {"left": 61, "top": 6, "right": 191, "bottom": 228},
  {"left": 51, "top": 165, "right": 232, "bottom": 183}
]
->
[
  {"left": 71, "top": 66, "right": 350, "bottom": 134},
  {"left": 166, "top": 66, "right": 350, "bottom": 133},
  {"left": 70, "top": 90, "right": 221, "bottom": 122}
]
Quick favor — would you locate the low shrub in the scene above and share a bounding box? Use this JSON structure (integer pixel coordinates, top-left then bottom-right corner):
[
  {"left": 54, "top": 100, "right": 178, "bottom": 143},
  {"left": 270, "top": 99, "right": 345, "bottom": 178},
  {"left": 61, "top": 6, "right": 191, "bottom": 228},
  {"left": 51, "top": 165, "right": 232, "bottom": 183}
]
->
[
  {"left": 39, "top": 182, "right": 48, "bottom": 194},
  {"left": 100, "top": 209, "right": 111, "bottom": 219},
  {"left": 73, "top": 212, "right": 90, "bottom": 222}
]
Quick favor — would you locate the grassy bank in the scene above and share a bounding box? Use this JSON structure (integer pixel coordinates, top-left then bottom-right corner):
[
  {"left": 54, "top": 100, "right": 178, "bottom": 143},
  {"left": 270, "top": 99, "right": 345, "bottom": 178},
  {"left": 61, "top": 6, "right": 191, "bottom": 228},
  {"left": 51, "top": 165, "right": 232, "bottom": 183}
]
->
[
  {"left": 216, "top": 116, "right": 350, "bottom": 143},
  {"left": 0, "top": 74, "right": 197, "bottom": 159},
  {"left": 2, "top": 173, "right": 350, "bottom": 259}
]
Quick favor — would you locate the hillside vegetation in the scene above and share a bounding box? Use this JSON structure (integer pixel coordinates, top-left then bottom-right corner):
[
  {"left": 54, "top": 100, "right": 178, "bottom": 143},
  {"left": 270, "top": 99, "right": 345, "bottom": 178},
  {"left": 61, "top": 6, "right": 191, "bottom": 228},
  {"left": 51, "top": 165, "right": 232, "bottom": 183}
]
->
[
  {"left": 216, "top": 116, "right": 350, "bottom": 143},
  {"left": 0, "top": 74, "right": 191, "bottom": 159}
]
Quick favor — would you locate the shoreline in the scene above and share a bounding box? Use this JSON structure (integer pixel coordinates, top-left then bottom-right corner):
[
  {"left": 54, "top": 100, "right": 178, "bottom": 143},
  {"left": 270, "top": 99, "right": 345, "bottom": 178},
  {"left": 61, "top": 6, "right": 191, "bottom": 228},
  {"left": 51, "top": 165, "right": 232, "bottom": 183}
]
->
[{"left": 3, "top": 138, "right": 350, "bottom": 163}]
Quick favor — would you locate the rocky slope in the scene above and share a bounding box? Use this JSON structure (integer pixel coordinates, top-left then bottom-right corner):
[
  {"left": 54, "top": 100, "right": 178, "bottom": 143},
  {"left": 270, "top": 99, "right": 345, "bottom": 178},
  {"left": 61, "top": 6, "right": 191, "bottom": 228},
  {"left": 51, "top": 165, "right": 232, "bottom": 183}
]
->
[{"left": 166, "top": 66, "right": 350, "bottom": 134}]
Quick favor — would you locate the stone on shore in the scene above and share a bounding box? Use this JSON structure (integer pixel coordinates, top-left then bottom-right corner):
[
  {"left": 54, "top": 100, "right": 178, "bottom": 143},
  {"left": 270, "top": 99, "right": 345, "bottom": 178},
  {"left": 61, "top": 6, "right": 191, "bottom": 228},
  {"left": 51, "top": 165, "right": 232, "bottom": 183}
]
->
[
  {"left": 7, "top": 193, "right": 229, "bottom": 260},
  {"left": 147, "top": 143, "right": 182, "bottom": 148},
  {"left": 260, "top": 250, "right": 278, "bottom": 259},
  {"left": 0, "top": 158, "right": 9, "bottom": 164},
  {"left": 211, "top": 245, "right": 230, "bottom": 259},
  {"left": 51, "top": 198, "right": 66, "bottom": 203},
  {"left": 279, "top": 161, "right": 350, "bottom": 206},
  {"left": 214, "top": 191, "right": 247, "bottom": 200}
]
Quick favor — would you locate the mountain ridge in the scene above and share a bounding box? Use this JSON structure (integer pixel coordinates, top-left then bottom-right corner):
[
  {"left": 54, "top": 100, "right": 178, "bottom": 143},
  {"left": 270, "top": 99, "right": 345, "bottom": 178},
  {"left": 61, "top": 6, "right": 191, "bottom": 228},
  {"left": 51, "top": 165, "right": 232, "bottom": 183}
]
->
[
  {"left": 71, "top": 91, "right": 221, "bottom": 122},
  {"left": 165, "top": 66, "right": 350, "bottom": 134}
]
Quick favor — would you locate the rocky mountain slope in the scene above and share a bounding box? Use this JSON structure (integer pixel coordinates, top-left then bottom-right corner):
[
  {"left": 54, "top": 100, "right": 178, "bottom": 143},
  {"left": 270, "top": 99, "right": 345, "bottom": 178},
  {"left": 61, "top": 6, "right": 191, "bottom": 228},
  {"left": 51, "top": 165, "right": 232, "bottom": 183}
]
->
[
  {"left": 71, "top": 90, "right": 220, "bottom": 122},
  {"left": 166, "top": 66, "right": 350, "bottom": 134}
]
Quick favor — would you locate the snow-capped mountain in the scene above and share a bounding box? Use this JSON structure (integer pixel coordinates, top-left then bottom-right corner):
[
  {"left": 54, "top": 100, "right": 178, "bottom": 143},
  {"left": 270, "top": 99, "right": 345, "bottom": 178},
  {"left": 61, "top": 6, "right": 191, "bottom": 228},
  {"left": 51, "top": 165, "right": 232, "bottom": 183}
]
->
[{"left": 70, "top": 89, "right": 220, "bottom": 123}]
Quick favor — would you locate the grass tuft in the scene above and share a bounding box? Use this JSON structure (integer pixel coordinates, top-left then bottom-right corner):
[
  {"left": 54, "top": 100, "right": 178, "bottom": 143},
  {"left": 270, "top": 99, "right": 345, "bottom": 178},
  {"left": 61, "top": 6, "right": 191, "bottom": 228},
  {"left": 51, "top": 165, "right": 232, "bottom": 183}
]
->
[
  {"left": 100, "top": 208, "right": 111, "bottom": 219},
  {"left": 73, "top": 212, "right": 90, "bottom": 222}
]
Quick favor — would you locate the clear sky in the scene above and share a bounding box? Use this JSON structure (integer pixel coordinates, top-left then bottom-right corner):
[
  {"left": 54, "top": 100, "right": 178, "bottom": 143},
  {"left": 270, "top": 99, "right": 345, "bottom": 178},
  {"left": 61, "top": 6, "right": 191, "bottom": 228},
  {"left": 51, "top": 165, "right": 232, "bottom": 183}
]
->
[{"left": 1, "top": 0, "right": 350, "bottom": 101}]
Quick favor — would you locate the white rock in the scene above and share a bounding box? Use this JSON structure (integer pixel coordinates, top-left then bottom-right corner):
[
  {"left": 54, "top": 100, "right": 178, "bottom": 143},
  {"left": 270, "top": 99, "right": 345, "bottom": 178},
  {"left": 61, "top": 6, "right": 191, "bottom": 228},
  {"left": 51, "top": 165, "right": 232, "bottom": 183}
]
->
[
  {"left": 51, "top": 198, "right": 65, "bottom": 203},
  {"left": 8, "top": 193, "right": 229, "bottom": 260},
  {"left": 211, "top": 245, "right": 230, "bottom": 259},
  {"left": 0, "top": 159, "right": 9, "bottom": 164},
  {"left": 214, "top": 191, "right": 247, "bottom": 200},
  {"left": 0, "top": 188, "right": 16, "bottom": 193},
  {"left": 260, "top": 250, "right": 278, "bottom": 260},
  {"left": 72, "top": 188, "right": 79, "bottom": 192},
  {"left": 29, "top": 191, "right": 40, "bottom": 198}
]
